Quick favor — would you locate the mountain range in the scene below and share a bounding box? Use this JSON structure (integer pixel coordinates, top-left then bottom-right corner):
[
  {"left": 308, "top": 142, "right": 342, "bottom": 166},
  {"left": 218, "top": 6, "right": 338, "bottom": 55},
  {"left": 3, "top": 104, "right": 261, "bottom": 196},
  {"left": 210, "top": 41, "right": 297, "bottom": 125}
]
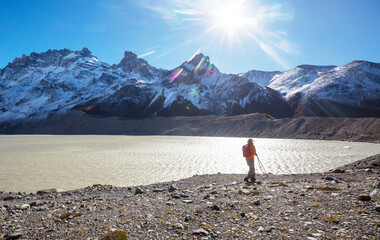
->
[{"left": 0, "top": 48, "right": 379, "bottom": 124}]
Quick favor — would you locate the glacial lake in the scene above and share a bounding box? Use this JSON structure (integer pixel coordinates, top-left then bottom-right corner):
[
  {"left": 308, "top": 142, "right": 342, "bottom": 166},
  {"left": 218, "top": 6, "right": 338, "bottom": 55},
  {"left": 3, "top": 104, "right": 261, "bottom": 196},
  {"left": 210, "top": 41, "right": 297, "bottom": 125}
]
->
[{"left": 0, "top": 135, "right": 379, "bottom": 193}]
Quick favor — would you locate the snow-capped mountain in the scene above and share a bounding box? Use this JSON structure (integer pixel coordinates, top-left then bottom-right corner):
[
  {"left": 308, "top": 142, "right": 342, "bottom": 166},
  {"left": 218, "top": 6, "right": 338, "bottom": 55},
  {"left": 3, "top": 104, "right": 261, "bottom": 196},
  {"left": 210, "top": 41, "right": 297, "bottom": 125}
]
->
[
  {"left": 0, "top": 48, "right": 379, "bottom": 123},
  {"left": 245, "top": 62, "right": 380, "bottom": 117},
  {"left": 0, "top": 48, "right": 294, "bottom": 123},
  {"left": 241, "top": 69, "right": 280, "bottom": 86}
]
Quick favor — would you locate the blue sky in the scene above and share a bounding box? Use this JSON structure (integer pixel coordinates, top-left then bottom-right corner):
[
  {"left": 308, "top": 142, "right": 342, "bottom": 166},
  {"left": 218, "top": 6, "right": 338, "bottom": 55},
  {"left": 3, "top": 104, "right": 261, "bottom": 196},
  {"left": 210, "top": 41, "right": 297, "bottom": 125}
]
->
[{"left": 0, "top": 0, "right": 379, "bottom": 73}]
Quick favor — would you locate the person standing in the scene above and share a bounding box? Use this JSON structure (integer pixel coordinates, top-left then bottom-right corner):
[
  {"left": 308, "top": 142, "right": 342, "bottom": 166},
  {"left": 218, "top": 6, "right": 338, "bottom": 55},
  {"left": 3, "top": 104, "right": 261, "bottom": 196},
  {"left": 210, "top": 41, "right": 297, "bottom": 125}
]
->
[{"left": 242, "top": 138, "right": 258, "bottom": 182}]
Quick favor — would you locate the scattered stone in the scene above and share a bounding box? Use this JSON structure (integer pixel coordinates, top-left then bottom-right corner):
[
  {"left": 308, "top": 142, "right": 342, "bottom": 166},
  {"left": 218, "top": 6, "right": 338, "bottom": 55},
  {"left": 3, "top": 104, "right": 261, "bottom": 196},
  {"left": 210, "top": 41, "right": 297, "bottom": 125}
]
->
[
  {"left": 210, "top": 190, "right": 218, "bottom": 194},
  {"left": 134, "top": 187, "right": 144, "bottom": 195},
  {"left": 209, "top": 204, "right": 221, "bottom": 211},
  {"left": 203, "top": 194, "right": 210, "bottom": 199},
  {"left": 370, "top": 189, "right": 378, "bottom": 197},
  {"left": 240, "top": 212, "right": 246, "bottom": 218},
  {"left": 30, "top": 200, "right": 43, "bottom": 207},
  {"left": 166, "top": 201, "right": 175, "bottom": 206},
  {"left": 36, "top": 189, "right": 65, "bottom": 194},
  {"left": 266, "top": 226, "right": 274, "bottom": 232},
  {"left": 253, "top": 200, "right": 261, "bottom": 206},
  {"left": 168, "top": 185, "right": 177, "bottom": 192},
  {"left": 173, "top": 223, "right": 184, "bottom": 229},
  {"left": 374, "top": 205, "right": 380, "bottom": 212},
  {"left": 374, "top": 181, "right": 380, "bottom": 189},
  {"left": 182, "top": 199, "right": 194, "bottom": 204},
  {"left": 358, "top": 195, "right": 371, "bottom": 201},
  {"left": 152, "top": 189, "right": 164, "bottom": 193},
  {"left": 4, "top": 232, "right": 22, "bottom": 240},
  {"left": 192, "top": 229, "right": 208, "bottom": 236},
  {"left": 324, "top": 176, "right": 334, "bottom": 181},
  {"left": 170, "top": 194, "right": 180, "bottom": 199},
  {"left": 257, "top": 226, "right": 264, "bottom": 232},
  {"left": 330, "top": 169, "right": 345, "bottom": 173},
  {"left": 3, "top": 196, "right": 15, "bottom": 201},
  {"left": 19, "top": 204, "right": 30, "bottom": 210}
]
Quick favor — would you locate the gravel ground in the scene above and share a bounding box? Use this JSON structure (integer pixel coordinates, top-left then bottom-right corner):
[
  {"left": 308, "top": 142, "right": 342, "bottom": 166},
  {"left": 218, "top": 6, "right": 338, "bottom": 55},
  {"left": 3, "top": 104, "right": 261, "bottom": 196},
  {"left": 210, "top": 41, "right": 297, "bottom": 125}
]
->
[{"left": 1, "top": 155, "right": 379, "bottom": 240}]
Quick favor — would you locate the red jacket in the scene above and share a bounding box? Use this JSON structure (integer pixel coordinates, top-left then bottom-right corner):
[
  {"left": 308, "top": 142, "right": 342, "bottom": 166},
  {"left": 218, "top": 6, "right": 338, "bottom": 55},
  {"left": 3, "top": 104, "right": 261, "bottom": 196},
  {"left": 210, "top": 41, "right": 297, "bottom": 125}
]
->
[{"left": 246, "top": 144, "right": 257, "bottom": 160}]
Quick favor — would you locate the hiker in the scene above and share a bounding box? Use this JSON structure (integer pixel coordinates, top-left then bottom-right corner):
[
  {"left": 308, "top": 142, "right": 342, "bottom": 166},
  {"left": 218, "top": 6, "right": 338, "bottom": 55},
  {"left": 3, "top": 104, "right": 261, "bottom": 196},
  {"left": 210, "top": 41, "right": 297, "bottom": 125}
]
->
[{"left": 242, "top": 138, "right": 258, "bottom": 182}]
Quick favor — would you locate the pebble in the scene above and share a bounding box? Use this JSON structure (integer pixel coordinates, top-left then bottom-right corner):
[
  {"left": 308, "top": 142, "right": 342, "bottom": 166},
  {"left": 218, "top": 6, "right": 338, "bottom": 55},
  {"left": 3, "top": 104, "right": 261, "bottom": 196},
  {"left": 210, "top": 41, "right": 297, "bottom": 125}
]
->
[
  {"left": 135, "top": 187, "right": 144, "bottom": 195},
  {"left": 19, "top": 204, "right": 30, "bottom": 210},
  {"left": 257, "top": 226, "right": 264, "bottom": 232},
  {"left": 182, "top": 199, "right": 193, "bottom": 204},
  {"left": 173, "top": 223, "right": 184, "bottom": 229},
  {"left": 3, "top": 196, "right": 15, "bottom": 201},
  {"left": 168, "top": 185, "right": 177, "bottom": 192},
  {"left": 170, "top": 194, "right": 180, "bottom": 199},
  {"left": 253, "top": 200, "right": 261, "bottom": 206},
  {"left": 358, "top": 195, "right": 371, "bottom": 201},
  {"left": 203, "top": 194, "right": 210, "bottom": 199},
  {"left": 192, "top": 229, "right": 208, "bottom": 236},
  {"left": 324, "top": 176, "right": 335, "bottom": 181},
  {"left": 4, "top": 232, "right": 22, "bottom": 240},
  {"left": 165, "top": 201, "right": 175, "bottom": 206},
  {"left": 265, "top": 226, "right": 274, "bottom": 232},
  {"left": 30, "top": 200, "right": 43, "bottom": 207},
  {"left": 210, "top": 204, "right": 221, "bottom": 211},
  {"left": 374, "top": 205, "right": 380, "bottom": 212},
  {"left": 152, "top": 188, "right": 164, "bottom": 193}
]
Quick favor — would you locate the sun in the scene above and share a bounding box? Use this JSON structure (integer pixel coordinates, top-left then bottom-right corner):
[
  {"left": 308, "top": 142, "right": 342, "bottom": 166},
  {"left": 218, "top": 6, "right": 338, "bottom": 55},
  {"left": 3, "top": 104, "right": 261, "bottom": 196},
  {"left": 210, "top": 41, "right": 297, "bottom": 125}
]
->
[{"left": 213, "top": 2, "right": 247, "bottom": 31}]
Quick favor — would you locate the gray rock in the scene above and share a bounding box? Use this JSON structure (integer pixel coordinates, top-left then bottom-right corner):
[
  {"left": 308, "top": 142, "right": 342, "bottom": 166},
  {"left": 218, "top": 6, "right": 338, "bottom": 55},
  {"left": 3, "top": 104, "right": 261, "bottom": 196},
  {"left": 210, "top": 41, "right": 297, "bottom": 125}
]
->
[
  {"left": 324, "top": 176, "right": 334, "bottom": 181},
  {"left": 4, "top": 232, "right": 22, "bottom": 240},
  {"left": 152, "top": 188, "right": 164, "bottom": 193},
  {"left": 170, "top": 194, "right": 180, "bottom": 199},
  {"left": 19, "top": 204, "right": 30, "bottom": 210},
  {"left": 30, "top": 200, "right": 43, "bottom": 207},
  {"left": 36, "top": 188, "right": 65, "bottom": 194},
  {"left": 168, "top": 185, "right": 177, "bottom": 192},
  {"left": 210, "top": 204, "right": 221, "bottom": 211},
  {"left": 253, "top": 200, "right": 261, "bottom": 206},
  {"left": 173, "top": 223, "right": 184, "bottom": 229},
  {"left": 166, "top": 201, "right": 175, "bottom": 206},
  {"left": 182, "top": 199, "right": 194, "bottom": 204},
  {"left": 374, "top": 181, "right": 380, "bottom": 189},
  {"left": 192, "top": 229, "right": 208, "bottom": 236},
  {"left": 203, "top": 194, "right": 210, "bottom": 199},
  {"left": 358, "top": 195, "right": 371, "bottom": 201},
  {"left": 257, "top": 226, "right": 264, "bottom": 232},
  {"left": 266, "top": 226, "right": 274, "bottom": 232},
  {"left": 375, "top": 205, "right": 380, "bottom": 212},
  {"left": 3, "top": 196, "right": 15, "bottom": 201},
  {"left": 135, "top": 187, "right": 144, "bottom": 195}
]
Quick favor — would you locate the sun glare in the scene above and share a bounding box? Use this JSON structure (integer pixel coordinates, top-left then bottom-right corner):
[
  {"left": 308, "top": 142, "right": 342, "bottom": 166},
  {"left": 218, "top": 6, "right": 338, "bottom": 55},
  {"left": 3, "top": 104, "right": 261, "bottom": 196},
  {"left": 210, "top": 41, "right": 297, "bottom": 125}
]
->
[{"left": 214, "top": 3, "right": 246, "bottom": 30}]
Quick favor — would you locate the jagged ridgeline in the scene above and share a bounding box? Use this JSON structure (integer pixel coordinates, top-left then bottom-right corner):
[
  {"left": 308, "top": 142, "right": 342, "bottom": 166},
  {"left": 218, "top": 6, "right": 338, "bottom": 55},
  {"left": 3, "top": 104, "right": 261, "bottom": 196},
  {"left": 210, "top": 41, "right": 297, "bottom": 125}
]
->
[{"left": 0, "top": 48, "right": 379, "bottom": 123}]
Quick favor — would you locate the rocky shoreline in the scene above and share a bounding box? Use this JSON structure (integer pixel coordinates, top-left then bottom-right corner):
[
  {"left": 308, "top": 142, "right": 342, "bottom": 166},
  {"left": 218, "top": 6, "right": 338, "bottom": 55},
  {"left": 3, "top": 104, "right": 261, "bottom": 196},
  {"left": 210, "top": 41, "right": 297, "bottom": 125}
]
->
[
  {"left": 2, "top": 112, "right": 380, "bottom": 143},
  {"left": 1, "top": 155, "right": 379, "bottom": 239}
]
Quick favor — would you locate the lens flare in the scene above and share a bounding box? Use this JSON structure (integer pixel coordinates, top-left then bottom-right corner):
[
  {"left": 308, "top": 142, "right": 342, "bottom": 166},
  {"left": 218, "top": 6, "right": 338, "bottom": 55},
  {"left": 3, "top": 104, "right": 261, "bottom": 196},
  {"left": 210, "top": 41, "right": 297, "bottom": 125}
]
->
[
  {"left": 191, "top": 88, "right": 200, "bottom": 97},
  {"left": 186, "top": 48, "right": 202, "bottom": 63},
  {"left": 206, "top": 63, "right": 213, "bottom": 76},
  {"left": 170, "top": 68, "right": 183, "bottom": 82},
  {"left": 194, "top": 56, "right": 205, "bottom": 74}
]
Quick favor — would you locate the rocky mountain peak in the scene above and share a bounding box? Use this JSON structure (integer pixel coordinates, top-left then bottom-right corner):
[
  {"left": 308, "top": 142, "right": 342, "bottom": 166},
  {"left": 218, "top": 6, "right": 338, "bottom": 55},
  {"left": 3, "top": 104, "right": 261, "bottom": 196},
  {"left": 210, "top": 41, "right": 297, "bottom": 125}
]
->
[{"left": 79, "top": 47, "right": 93, "bottom": 57}]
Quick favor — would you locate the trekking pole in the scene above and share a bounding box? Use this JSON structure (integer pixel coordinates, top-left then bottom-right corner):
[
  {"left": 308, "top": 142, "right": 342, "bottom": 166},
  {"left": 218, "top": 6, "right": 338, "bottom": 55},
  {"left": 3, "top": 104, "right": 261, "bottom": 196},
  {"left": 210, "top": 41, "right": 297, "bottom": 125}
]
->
[{"left": 256, "top": 156, "right": 268, "bottom": 175}]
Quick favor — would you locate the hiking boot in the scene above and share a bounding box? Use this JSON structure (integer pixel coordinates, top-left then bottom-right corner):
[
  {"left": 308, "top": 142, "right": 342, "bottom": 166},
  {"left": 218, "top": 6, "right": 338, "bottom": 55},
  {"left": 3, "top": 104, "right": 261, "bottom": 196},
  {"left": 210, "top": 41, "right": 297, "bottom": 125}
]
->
[{"left": 244, "top": 177, "right": 249, "bottom": 182}]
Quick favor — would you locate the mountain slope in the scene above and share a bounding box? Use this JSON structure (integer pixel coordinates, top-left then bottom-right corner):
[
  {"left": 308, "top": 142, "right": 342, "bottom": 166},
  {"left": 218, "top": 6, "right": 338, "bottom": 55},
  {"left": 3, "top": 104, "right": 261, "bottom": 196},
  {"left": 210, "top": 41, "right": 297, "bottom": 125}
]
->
[{"left": 0, "top": 49, "right": 295, "bottom": 123}]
